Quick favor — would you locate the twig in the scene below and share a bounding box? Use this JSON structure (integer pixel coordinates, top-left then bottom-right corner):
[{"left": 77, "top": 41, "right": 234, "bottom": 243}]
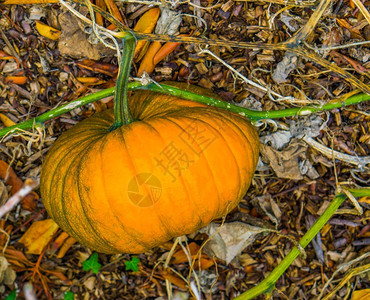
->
[
  {"left": 0, "top": 179, "right": 39, "bottom": 219},
  {"left": 163, "top": 238, "right": 180, "bottom": 300},
  {"left": 189, "top": 280, "right": 202, "bottom": 300},
  {"left": 304, "top": 40, "right": 370, "bottom": 52},
  {"left": 321, "top": 263, "right": 370, "bottom": 300},
  {"left": 198, "top": 47, "right": 287, "bottom": 100},
  {"left": 287, "top": 0, "right": 331, "bottom": 45},
  {"left": 303, "top": 136, "right": 370, "bottom": 169}
]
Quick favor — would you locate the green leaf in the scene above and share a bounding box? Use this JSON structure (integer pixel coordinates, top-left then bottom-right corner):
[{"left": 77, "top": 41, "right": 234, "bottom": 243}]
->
[
  {"left": 125, "top": 256, "right": 140, "bottom": 272},
  {"left": 5, "top": 290, "right": 16, "bottom": 300},
  {"left": 64, "top": 291, "right": 75, "bottom": 300},
  {"left": 83, "top": 252, "right": 101, "bottom": 274}
]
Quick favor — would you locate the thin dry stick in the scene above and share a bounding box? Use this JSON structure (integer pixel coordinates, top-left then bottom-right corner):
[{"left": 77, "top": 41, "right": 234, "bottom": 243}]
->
[
  {"left": 287, "top": 0, "right": 331, "bottom": 44},
  {"left": 304, "top": 40, "right": 370, "bottom": 52},
  {"left": 303, "top": 136, "right": 370, "bottom": 168},
  {"left": 322, "top": 263, "right": 370, "bottom": 300},
  {"left": 0, "top": 179, "right": 39, "bottom": 219},
  {"left": 163, "top": 238, "right": 180, "bottom": 300},
  {"left": 198, "top": 47, "right": 287, "bottom": 100},
  {"left": 318, "top": 251, "right": 370, "bottom": 300},
  {"left": 0, "top": 228, "right": 10, "bottom": 255}
]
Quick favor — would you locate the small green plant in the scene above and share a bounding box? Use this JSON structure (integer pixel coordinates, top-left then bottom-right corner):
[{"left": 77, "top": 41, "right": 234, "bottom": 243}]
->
[
  {"left": 125, "top": 256, "right": 140, "bottom": 273},
  {"left": 5, "top": 290, "right": 16, "bottom": 300},
  {"left": 64, "top": 291, "right": 75, "bottom": 300},
  {"left": 82, "top": 252, "right": 101, "bottom": 274}
]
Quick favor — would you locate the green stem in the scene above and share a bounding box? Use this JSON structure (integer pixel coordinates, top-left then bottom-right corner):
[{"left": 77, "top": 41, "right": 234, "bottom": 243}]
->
[
  {"left": 139, "top": 84, "right": 370, "bottom": 120},
  {"left": 233, "top": 188, "right": 370, "bottom": 300},
  {"left": 0, "top": 83, "right": 369, "bottom": 138},
  {"left": 110, "top": 32, "right": 136, "bottom": 130}
]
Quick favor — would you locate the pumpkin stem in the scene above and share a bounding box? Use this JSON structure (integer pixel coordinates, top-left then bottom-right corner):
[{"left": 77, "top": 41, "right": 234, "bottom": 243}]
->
[{"left": 110, "top": 32, "right": 137, "bottom": 131}]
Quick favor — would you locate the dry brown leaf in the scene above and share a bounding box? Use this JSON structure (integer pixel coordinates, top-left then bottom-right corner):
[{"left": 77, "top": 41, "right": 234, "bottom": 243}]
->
[
  {"left": 171, "top": 242, "right": 214, "bottom": 270},
  {"left": 0, "top": 160, "right": 39, "bottom": 211},
  {"left": 76, "top": 59, "right": 118, "bottom": 77},
  {"left": 18, "top": 219, "right": 59, "bottom": 255},
  {"left": 0, "top": 113, "right": 16, "bottom": 127},
  {"left": 201, "top": 222, "right": 267, "bottom": 264},
  {"left": 161, "top": 268, "right": 187, "bottom": 290},
  {"left": 330, "top": 51, "right": 369, "bottom": 74},
  {"left": 58, "top": 9, "right": 115, "bottom": 60},
  {"left": 57, "top": 236, "right": 77, "bottom": 258},
  {"left": 336, "top": 18, "right": 364, "bottom": 39},
  {"left": 35, "top": 20, "right": 61, "bottom": 40},
  {"left": 260, "top": 141, "right": 308, "bottom": 180}
]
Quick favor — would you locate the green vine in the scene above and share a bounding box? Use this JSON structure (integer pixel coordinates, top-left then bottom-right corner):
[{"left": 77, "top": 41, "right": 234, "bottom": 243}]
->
[
  {"left": 234, "top": 188, "right": 370, "bottom": 300},
  {"left": 110, "top": 32, "right": 136, "bottom": 131},
  {"left": 0, "top": 83, "right": 369, "bottom": 138}
]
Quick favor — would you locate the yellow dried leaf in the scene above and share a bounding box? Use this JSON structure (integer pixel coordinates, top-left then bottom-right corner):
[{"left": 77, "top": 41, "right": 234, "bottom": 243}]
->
[
  {"left": 352, "top": 289, "right": 370, "bottom": 300},
  {"left": 0, "top": 113, "right": 16, "bottom": 127},
  {"left": 18, "top": 219, "right": 59, "bottom": 254},
  {"left": 359, "top": 196, "right": 370, "bottom": 205},
  {"left": 57, "top": 236, "right": 77, "bottom": 258},
  {"left": 35, "top": 21, "right": 61, "bottom": 40},
  {"left": 133, "top": 8, "right": 160, "bottom": 58},
  {"left": 161, "top": 268, "right": 187, "bottom": 290},
  {"left": 77, "top": 77, "right": 106, "bottom": 85}
]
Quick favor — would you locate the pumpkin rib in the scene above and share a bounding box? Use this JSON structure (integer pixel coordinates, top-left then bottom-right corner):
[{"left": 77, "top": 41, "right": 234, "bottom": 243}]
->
[
  {"left": 92, "top": 134, "right": 148, "bottom": 253},
  {"left": 219, "top": 112, "right": 260, "bottom": 168},
  {"left": 135, "top": 119, "right": 191, "bottom": 239},
  {"left": 56, "top": 137, "right": 106, "bottom": 248},
  {"left": 111, "top": 128, "right": 168, "bottom": 251},
  {"left": 201, "top": 108, "right": 259, "bottom": 166},
  {"left": 190, "top": 112, "right": 244, "bottom": 214},
  {"left": 169, "top": 113, "right": 243, "bottom": 217},
  {"left": 141, "top": 118, "right": 205, "bottom": 237},
  {"left": 44, "top": 133, "right": 104, "bottom": 222},
  {"left": 161, "top": 115, "right": 223, "bottom": 220},
  {"left": 64, "top": 136, "right": 118, "bottom": 252},
  {"left": 191, "top": 109, "right": 259, "bottom": 209},
  {"left": 131, "top": 91, "right": 171, "bottom": 120},
  {"left": 75, "top": 134, "right": 125, "bottom": 253},
  {"left": 42, "top": 127, "right": 104, "bottom": 192},
  {"left": 208, "top": 111, "right": 258, "bottom": 193},
  {"left": 117, "top": 127, "right": 168, "bottom": 250}
]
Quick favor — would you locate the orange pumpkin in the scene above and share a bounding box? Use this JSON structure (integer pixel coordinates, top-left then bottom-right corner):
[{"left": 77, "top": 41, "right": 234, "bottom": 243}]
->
[{"left": 40, "top": 83, "right": 259, "bottom": 254}]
